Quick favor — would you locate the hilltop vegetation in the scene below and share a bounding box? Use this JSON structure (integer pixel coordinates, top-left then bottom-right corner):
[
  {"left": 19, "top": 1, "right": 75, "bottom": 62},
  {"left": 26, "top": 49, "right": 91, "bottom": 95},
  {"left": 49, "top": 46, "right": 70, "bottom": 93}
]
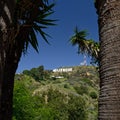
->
[{"left": 13, "top": 66, "right": 99, "bottom": 120}]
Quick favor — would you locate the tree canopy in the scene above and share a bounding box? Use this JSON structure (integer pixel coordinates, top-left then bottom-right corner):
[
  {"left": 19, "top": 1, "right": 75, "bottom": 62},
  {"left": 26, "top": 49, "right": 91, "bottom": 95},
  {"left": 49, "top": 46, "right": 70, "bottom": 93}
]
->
[
  {"left": 70, "top": 27, "right": 100, "bottom": 65},
  {"left": 14, "top": 0, "right": 56, "bottom": 53}
]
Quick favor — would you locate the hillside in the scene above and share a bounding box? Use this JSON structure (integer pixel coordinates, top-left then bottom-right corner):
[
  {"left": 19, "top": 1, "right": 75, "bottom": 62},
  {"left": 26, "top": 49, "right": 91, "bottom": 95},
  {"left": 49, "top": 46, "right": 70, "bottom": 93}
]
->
[{"left": 13, "top": 65, "right": 99, "bottom": 120}]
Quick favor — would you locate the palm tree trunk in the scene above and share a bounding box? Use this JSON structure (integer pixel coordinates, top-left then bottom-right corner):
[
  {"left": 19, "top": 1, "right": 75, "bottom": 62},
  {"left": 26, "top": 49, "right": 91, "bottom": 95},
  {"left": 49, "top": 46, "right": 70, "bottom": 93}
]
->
[
  {"left": 0, "top": 0, "right": 18, "bottom": 119},
  {"left": 0, "top": 31, "right": 23, "bottom": 120},
  {"left": 0, "top": 29, "right": 24, "bottom": 119},
  {"left": 96, "top": 0, "right": 120, "bottom": 119},
  {"left": 0, "top": 53, "right": 18, "bottom": 120}
]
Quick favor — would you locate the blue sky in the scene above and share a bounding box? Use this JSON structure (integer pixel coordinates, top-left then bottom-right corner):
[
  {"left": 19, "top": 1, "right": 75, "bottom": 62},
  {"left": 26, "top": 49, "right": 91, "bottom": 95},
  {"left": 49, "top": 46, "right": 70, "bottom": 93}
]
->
[{"left": 17, "top": 0, "right": 99, "bottom": 73}]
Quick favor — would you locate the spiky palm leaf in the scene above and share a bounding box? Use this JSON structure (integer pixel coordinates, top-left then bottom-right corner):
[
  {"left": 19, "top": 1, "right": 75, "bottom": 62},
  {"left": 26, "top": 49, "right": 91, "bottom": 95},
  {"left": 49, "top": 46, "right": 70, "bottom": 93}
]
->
[
  {"left": 70, "top": 27, "right": 100, "bottom": 64},
  {"left": 70, "top": 27, "right": 89, "bottom": 54},
  {"left": 87, "top": 40, "right": 100, "bottom": 64},
  {"left": 15, "top": 0, "right": 56, "bottom": 52}
]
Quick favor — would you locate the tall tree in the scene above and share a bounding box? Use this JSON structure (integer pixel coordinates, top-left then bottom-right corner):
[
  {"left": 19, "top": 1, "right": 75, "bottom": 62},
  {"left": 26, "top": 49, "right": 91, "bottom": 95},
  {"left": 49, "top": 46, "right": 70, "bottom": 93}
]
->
[
  {"left": 95, "top": 0, "right": 120, "bottom": 119},
  {"left": 70, "top": 27, "right": 99, "bottom": 65},
  {"left": 0, "top": 0, "right": 55, "bottom": 119}
]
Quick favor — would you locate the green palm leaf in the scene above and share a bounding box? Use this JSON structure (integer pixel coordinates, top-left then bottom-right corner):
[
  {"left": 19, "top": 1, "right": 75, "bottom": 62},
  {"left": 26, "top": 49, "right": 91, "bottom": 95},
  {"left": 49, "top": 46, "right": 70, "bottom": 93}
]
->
[
  {"left": 29, "top": 28, "right": 39, "bottom": 52},
  {"left": 15, "top": 0, "right": 56, "bottom": 52},
  {"left": 70, "top": 27, "right": 100, "bottom": 64},
  {"left": 33, "top": 23, "right": 51, "bottom": 44},
  {"left": 70, "top": 27, "right": 89, "bottom": 54}
]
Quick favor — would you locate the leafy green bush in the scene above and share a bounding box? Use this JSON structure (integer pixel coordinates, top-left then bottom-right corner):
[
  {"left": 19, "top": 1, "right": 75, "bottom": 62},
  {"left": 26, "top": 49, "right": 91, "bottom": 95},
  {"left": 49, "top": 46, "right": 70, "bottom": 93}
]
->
[
  {"left": 74, "top": 85, "right": 88, "bottom": 95},
  {"left": 40, "top": 88, "right": 87, "bottom": 120},
  {"left": 68, "top": 95, "right": 88, "bottom": 120},
  {"left": 81, "top": 78, "right": 93, "bottom": 86},
  {"left": 34, "top": 107, "right": 56, "bottom": 120},
  {"left": 90, "top": 91, "right": 98, "bottom": 99},
  {"left": 13, "top": 81, "right": 36, "bottom": 120},
  {"left": 64, "top": 83, "right": 70, "bottom": 88},
  {"left": 23, "top": 65, "right": 45, "bottom": 81}
]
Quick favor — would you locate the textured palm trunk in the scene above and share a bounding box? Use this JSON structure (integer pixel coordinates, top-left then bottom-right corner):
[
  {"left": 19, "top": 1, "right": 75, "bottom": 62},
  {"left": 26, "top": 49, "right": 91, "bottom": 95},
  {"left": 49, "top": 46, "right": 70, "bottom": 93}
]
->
[
  {"left": 0, "top": 28, "right": 26, "bottom": 120},
  {"left": 0, "top": 0, "right": 19, "bottom": 119},
  {"left": 96, "top": 0, "right": 120, "bottom": 119},
  {"left": 0, "top": 46, "right": 21, "bottom": 120}
]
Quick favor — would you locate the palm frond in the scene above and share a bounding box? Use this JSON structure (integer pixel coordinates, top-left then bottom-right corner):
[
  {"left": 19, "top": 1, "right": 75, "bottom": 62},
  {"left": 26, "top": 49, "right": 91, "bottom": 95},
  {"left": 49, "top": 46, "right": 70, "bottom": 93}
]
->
[
  {"left": 70, "top": 27, "right": 100, "bottom": 65},
  {"left": 33, "top": 23, "right": 51, "bottom": 44},
  {"left": 70, "top": 27, "right": 89, "bottom": 54},
  {"left": 15, "top": 0, "right": 56, "bottom": 53},
  {"left": 35, "top": 18, "right": 56, "bottom": 26},
  {"left": 29, "top": 28, "right": 39, "bottom": 52}
]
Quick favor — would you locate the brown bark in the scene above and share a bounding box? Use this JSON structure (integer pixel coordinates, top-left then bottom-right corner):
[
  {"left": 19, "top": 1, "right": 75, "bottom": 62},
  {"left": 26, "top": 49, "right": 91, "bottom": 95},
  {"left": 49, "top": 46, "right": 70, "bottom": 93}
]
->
[
  {"left": 0, "top": 31, "right": 22, "bottom": 120},
  {"left": 0, "top": 24, "right": 26, "bottom": 120},
  {"left": 0, "top": 0, "right": 18, "bottom": 119},
  {"left": 0, "top": 47, "right": 20, "bottom": 120},
  {"left": 96, "top": 0, "right": 120, "bottom": 119}
]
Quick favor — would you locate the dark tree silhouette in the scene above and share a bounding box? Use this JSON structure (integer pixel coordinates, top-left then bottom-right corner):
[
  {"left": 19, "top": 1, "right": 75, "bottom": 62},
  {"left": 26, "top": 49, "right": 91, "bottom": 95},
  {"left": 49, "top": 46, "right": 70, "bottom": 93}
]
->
[{"left": 0, "top": 0, "right": 55, "bottom": 119}]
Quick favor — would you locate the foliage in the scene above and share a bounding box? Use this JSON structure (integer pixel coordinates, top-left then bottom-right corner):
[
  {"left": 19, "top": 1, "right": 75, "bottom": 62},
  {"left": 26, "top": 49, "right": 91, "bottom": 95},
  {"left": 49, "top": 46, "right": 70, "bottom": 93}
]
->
[
  {"left": 68, "top": 95, "right": 88, "bottom": 120},
  {"left": 23, "top": 65, "right": 51, "bottom": 81},
  {"left": 15, "top": 0, "right": 56, "bottom": 52},
  {"left": 13, "top": 80, "right": 36, "bottom": 120},
  {"left": 74, "top": 85, "right": 88, "bottom": 95},
  {"left": 36, "top": 87, "right": 88, "bottom": 120},
  {"left": 13, "top": 66, "right": 99, "bottom": 120},
  {"left": 70, "top": 27, "right": 99, "bottom": 65},
  {"left": 89, "top": 91, "right": 98, "bottom": 99},
  {"left": 34, "top": 107, "right": 56, "bottom": 120}
]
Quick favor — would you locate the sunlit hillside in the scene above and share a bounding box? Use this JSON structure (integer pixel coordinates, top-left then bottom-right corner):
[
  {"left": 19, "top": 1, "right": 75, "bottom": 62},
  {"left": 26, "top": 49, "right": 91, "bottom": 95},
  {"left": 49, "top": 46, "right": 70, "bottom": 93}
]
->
[{"left": 13, "top": 65, "right": 99, "bottom": 120}]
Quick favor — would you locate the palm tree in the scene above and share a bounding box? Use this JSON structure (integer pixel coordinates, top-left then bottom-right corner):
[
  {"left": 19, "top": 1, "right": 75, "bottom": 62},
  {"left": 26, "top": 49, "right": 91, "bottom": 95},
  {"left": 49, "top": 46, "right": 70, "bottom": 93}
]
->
[
  {"left": 0, "top": 0, "right": 55, "bottom": 119},
  {"left": 95, "top": 0, "right": 120, "bottom": 119},
  {"left": 70, "top": 27, "right": 99, "bottom": 65}
]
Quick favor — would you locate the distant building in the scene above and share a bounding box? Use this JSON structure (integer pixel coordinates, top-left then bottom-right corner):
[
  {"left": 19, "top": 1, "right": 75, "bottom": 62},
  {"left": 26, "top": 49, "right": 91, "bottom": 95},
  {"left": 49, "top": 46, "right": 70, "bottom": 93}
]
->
[
  {"left": 53, "top": 67, "right": 73, "bottom": 72},
  {"left": 51, "top": 76, "right": 64, "bottom": 79}
]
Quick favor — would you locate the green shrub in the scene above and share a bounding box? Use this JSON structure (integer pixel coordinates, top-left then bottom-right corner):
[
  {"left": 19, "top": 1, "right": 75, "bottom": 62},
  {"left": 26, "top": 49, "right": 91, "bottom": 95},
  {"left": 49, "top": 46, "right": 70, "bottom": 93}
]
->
[
  {"left": 90, "top": 91, "right": 97, "bottom": 99},
  {"left": 68, "top": 94, "right": 88, "bottom": 120},
  {"left": 74, "top": 85, "right": 88, "bottom": 95},
  {"left": 64, "top": 83, "right": 70, "bottom": 88},
  {"left": 13, "top": 81, "right": 36, "bottom": 120}
]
